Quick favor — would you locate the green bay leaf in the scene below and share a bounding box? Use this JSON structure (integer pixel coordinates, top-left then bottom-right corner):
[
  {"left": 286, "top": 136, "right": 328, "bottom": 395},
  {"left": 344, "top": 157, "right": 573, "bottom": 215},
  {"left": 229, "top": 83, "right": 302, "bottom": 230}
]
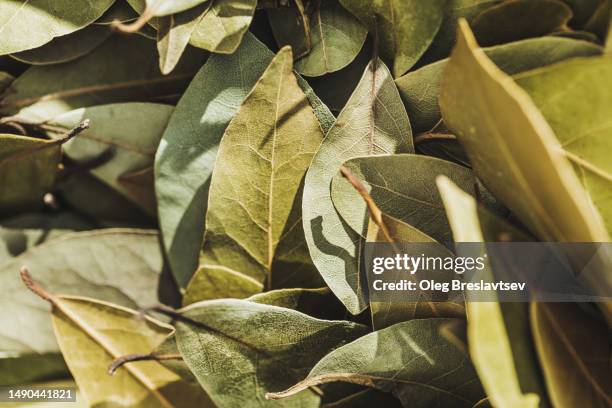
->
[
  {"left": 268, "top": 318, "right": 485, "bottom": 408},
  {"left": 331, "top": 154, "right": 475, "bottom": 245},
  {"left": 338, "top": 0, "right": 445, "bottom": 77},
  {"left": 269, "top": 0, "right": 367, "bottom": 77},
  {"left": 48, "top": 103, "right": 174, "bottom": 216},
  {"left": 515, "top": 56, "right": 612, "bottom": 237},
  {"left": 437, "top": 177, "right": 547, "bottom": 408},
  {"left": 303, "top": 58, "right": 412, "bottom": 314},
  {"left": 0, "top": 35, "right": 205, "bottom": 123},
  {"left": 175, "top": 299, "right": 369, "bottom": 408},
  {"left": 396, "top": 36, "right": 601, "bottom": 133},
  {"left": 0, "top": 0, "right": 115, "bottom": 55},
  {"left": 185, "top": 47, "right": 325, "bottom": 301}
]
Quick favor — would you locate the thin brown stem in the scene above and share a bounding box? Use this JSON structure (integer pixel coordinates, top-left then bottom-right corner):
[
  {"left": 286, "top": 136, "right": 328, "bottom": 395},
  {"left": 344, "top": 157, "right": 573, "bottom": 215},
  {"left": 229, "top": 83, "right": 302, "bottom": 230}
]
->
[
  {"left": 414, "top": 133, "right": 457, "bottom": 145},
  {"left": 339, "top": 166, "right": 394, "bottom": 245},
  {"left": 112, "top": 8, "right": 155, "bottom": 33},
  {"left": 108, "top": 353, "right": 182, "bottom": 375},
  {"left": 20, "top": 266, "right": 57, "bottom": 305}
]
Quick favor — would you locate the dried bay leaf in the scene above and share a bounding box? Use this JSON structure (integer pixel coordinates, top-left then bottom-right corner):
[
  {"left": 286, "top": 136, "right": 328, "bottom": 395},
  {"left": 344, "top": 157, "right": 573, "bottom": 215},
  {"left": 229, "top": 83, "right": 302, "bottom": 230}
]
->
[
  {"left": 189, "top": 0, "right": 257, "bottom": 54},
  {"left": 531, "top": 302, "right": 612, "bottom": 408},
  {"left": 515, "top": 56, "right": 612, "bottom": 237},
  {"left": 331, "top": 154, "right": 475, "bottom": 245},
  {"left": 305, "top": 38, "right": 372, "bottom": 112},
  {"left": 0, "top": 35, "right": 206, "bottom": 123},
  {"left": 437, "top": 177, "right": 547, "bottom": 408},
  {"left": 396, "top": 36, "right": 601, "bottom": 133},
  {"left": 10, "top": 24, "right": 113, "bottom": 66},
  {"left": 0, "top": 0, "right": 115, "bottom": 55},
  {"left": 440, "top": 21, "right": 609, "bottom": 243},
  {"left": 157, "top": 6, "right": 207, "bottom": 74},
  {"left": 48, "top": 103, "right": 174, "bottom": 215},
  {"left": 356, "top": 180, "right": 464, "bottom": 329},
  {"left": 185, "top": 47, "right": 325, "bottom": 301},
  {"left": 440, "top": 22, "right": 612, "bottom": 319},
  {"left": 0, "top": 229, "right": 165, "bottom": 356},
  {"left": 303, "top": 58, "right": 412, "bottom": 314},
  {"left": 155, "top": 33, "right": 275, "bottom": 289},
  {"left": 174, "top": 299, "right": 369, "bottom": 407},
  {"left": 268, "top": 0, "right": 367, "bottom": 77},
  {"left": 0, "top": 134, "right": 66, "bottom": 215},
  {"left": 155, "top": 32, "right": 333, "bottom": 289},
  {"left": 338, "top": 0, "right": 445, "bottom": 77},
  {"left": 268, "top": 318, "right": 485, "bottom": 408},
  {"left": 471, "top": 0, "right": 572, "bottom": 47},
  {"left": 21, "top": 274, "right": 210, "bottom": 408}
]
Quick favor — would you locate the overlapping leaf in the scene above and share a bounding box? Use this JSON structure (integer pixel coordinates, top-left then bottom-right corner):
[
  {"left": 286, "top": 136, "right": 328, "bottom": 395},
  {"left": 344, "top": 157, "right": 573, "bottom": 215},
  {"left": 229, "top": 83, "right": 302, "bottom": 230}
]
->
[
  {"left": 0, "top": 229, "right": 165, "bottom": 356},
  {"left": 0, "top": 0, "right": 115, "bottom": 55},
  {"left": 48, "top": 103, "right": 174, "bottom": 215},
  {"left": 0, "top": 35, "right": 205, "bottom": 123},
  {"left": 175, "top": 299, "right": 369, "bottom": 407},
  {"left": 437, "top": 177, "right": 547, "bottom": 408},
  {"left": 10, "top": 24, "right": 113, "bottom": 66},
  {"left": 185, "top": 47, "right": 325, "bottom": 302},
  {"left": 268, "top": 318, "right": 485, "bottom": 408},
  {"left": 23, "top": 279, "right": 211, "bottom": 408},
  {"left": 396, "top": 36, "right": 601, "bottom": 133},
  {"left": 515, "top": 56, "right": 612, "bottom": 236},
  {"left": 269, "top": 0, "right": 368, "bottom": 77},
  {"left": 155, "top": 33, "right": 276, "bottom": 289},
  {"left": 440, "top": 21, "right": 608, "bottom": 242},
  {"left": 439, "top": 22, "right": 612, "bottom": 316},
  {"left": 303, "top": 57, "right": 412, "bottom": 314},
  {"left": 471, "top": 0, "right": 572, "bottom": 46},
  {"left": 338, "top": 0, "right": 446, "bottom": 77},
  {"left": 331, "top": 154, "right": 475, "bottom": 245},
  {"left": 188, "top": 0, "right": 258, "bottom": 54}
]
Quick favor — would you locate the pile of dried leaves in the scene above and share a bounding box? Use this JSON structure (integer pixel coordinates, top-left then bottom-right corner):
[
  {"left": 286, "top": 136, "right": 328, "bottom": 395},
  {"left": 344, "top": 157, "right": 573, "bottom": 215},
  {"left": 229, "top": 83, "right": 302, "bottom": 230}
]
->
[{"left": 0, "top": 0, "right": 611, "bottom": 407}]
